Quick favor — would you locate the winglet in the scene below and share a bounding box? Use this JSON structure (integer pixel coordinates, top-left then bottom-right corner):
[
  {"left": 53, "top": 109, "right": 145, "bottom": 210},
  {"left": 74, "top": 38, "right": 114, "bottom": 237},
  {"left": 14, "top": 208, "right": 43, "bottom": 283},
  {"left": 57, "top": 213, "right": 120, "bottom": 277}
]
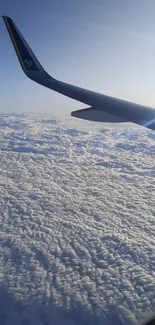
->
[{"left": 2, "top": 16, "right": 45, "bottom": 73}]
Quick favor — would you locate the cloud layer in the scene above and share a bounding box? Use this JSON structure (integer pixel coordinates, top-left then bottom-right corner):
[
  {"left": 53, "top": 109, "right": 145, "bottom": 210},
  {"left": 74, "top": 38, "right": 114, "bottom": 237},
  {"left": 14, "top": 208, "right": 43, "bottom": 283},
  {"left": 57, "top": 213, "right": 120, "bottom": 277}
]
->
[{"left": 0, "top": 113, "right": 155, "bottom": 324}]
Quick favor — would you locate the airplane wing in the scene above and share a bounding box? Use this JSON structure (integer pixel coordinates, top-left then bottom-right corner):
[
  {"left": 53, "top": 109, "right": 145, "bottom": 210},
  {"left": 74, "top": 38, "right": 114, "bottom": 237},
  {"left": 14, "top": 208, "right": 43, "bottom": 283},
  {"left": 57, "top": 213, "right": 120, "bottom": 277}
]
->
[{"left": 2, "top": 16, "right": 155, "bottom": 130}]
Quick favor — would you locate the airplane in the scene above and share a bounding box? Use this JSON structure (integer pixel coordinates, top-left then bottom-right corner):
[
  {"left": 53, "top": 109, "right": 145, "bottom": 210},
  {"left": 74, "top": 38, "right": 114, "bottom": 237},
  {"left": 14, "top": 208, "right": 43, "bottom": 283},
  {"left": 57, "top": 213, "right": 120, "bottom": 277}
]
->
[{"left": 2, "top": 15, "right": 155, "bottom": 131}]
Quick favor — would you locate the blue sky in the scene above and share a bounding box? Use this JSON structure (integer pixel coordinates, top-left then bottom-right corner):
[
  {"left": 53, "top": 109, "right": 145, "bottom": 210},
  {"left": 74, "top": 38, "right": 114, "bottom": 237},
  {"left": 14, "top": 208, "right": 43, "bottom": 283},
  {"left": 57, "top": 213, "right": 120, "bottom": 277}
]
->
[{"left": 1, "top": 0, "right": 155, "bottom": 114}]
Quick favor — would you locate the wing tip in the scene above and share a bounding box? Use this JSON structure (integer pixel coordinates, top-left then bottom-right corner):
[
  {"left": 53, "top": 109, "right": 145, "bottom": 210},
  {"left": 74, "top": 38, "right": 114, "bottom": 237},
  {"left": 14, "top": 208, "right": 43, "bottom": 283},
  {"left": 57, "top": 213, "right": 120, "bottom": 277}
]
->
[{"left": 2, "top": 16, "right": 12, "bottom": 22}]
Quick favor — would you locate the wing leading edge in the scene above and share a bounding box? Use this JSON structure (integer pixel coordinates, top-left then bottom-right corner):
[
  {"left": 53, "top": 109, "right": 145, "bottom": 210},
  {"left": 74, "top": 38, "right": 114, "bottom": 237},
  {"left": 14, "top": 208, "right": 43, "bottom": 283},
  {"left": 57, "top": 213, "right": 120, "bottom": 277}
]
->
[{"left": 2, "top": 16, "right": 155, "bottom": 130}]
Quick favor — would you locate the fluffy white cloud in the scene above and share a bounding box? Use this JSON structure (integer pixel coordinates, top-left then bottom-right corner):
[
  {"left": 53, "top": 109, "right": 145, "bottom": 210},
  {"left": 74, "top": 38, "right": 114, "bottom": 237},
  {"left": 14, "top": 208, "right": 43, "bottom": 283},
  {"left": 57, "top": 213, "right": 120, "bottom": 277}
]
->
[{"left": 0, "top": 113, "right": 155, "bottom": 324}]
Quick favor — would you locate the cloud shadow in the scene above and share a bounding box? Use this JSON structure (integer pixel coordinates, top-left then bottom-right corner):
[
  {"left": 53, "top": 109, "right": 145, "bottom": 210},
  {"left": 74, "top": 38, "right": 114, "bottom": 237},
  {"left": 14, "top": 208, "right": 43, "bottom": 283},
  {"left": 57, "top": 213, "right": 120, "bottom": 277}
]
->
[{"left": 0, "top": 284, "right": 150, "bottom": 325}]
